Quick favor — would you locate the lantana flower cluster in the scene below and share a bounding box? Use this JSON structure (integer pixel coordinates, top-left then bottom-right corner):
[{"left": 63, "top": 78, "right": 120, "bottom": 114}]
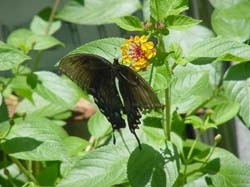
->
[{"left": 120, "top": 35, "right": 156, "bottom": 71}]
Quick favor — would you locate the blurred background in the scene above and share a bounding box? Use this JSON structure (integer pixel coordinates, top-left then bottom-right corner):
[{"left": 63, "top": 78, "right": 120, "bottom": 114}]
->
[{"left": 0, "top": 0, "right": 249, "bottom": 163}]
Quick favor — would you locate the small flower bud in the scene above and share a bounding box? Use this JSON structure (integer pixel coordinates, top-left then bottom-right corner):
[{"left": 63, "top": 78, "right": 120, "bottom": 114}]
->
[
  {"left": 214, "top": 134, "right": 222, "bottom": 145},
  {"left": 9, "top": 119, "right": 15, "bottom": 126}
]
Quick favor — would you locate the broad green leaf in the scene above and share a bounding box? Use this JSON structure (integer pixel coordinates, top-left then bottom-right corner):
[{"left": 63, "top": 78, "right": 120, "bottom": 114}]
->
[
  {"left": 185, "top": 116, "right": 203, "bottom": 129},
  {"left": 207, "top": 148, "right": 250, "bottom": 187},
  {"left": 224, "top": 63, "right": 250, "bottom": 126},
  {"left": 1, "top": 117, "right": 69, "bottom": 161},
  {"left": 88, "top": 110, "right": 111, "bottom": 138},
  {"left": 210, "top": 101, "right": 240, "bottom": 125},
  {"left": 165, "top": 15, "right": 201, "bottom": 30},
  {"left": 0, "top": 43, "right": 31, "bottom": 71},
  {"left": 10, "top": 75, "right": 33, "bottom": 102},
  {"left": 141, "top": 126, "right": 165, "bottom": 147},
  {"left": 150, "top": 0, "right": 187, "bottom": 21},
  {"left": 0, "top": 97, "right": 8, "bottom": 123},
  {"left": 56, "top": 0, "right": 141, "bottom": 25},
  {"left": 211, "top": 10, "right": 250, "bottom": 42},
  {"left": 172, "top": 65, "right": 213, "bottom": 114},
  {"left": 150, "top": 0, "right": 169, "bottom": 21},
  {"left": 16, "top": 93, "right": 68, "bottom": 118},
  {"left": 113, "top": 16, "right": 143, "bottom": 31},
  {"left": 33, "top": 35, "right": 64, "bottom": 50},
  {"left": 219, "top": 1, "right": 250, "bottom": 19},
  {"left": 188, "top": 37, "right": 250, "bottom": 62},
  {"left": 34, "top": 71, "right": 80, "bottom": 108},
  {"left": 30, "top": 15, "right": 61, "bottom": 35},
  {"left": 0, "top": 99, "right": 10, "bottom": 139},
  {"left": 63, "top": 136, "right": 89, "bottom": 157},
  {"left": 7, "top": 29, "right": 35, "bottom": 53},
  {"left": 57, "top": 144, "right": 131, "bottom": 187},
  {"left": 128, "top": 143, "right": 179, "bottom": 187},
  {"left": 36, "top": 162, "right": 60, "bottom": 186},
  {"left": 164, "top": 25, "right": 214, "bottom": 56},
  {"left": 209, "top": 0, "right": 243, "bottom": 9},
  {"left": 66, "top": 37, "right": 125, "bottom": 63}
]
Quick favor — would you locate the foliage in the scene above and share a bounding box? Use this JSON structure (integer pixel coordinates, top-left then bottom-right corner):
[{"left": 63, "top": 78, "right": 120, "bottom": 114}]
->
[{"left": 0, "top": 0, "right": 250, "bottom": 186}]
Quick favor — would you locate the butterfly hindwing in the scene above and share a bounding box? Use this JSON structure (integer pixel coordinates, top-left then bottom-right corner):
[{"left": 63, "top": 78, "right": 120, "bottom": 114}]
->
[{"left": 117, "top": 64, "right": 163, "bottom": 131}]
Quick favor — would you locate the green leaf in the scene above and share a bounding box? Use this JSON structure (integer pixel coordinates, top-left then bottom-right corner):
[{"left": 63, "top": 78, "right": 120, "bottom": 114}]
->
[
  {"left": 113, "top": 16, "right": 143, "bottom": 31},
  {"left": 150, "top": 0, "right": 187, "bottom": 21},
  {"left": 209, "top": 0, "right": 242, "bottom": 9},
  {"left": 7, "top": 29, "right": 35, "bottom": 53},
  {"left": 172, "top": 65, "right": 213, "bottom": 114},
  {"left": 1, "top": 117, "right": 69, "bottom": 161},
  {"left": 56, "top": 0, "right": 141, "bottom": 25},
  {"left": 36, "top": 162, "right": 60, "bottom": 186},
  {"left": 16, "top": 93, "right": 68, "bottom": 118},
  {"left": 33, "top": 34, "right": 64, "bottom": 50},
  {"left": 34, "top": 71, "right": 80, "bottom": 108},
  {"left": 224, "top": 63, "right": 250, "bottom": 126},
  {"left": 57, "top": 144, "right": 130, "bottom": 187},
  {"left": 88, "top": 110, "right": 111, "bottom": 138},
  {"left": 0, "top": 43, "right": 31, "bottom": 71},
  {"left": 165, "top": 15, "right": 201, "bottom": 30},
  {"left": 207, "top": 148, "right": 250, "bottom": 187},
  {"left": 0, "top": 97, "right": 9, "bottom": 123},
  {"left": 10, "top": 75, "right": 33, "bottom": 102},
  {"left": 188, "top": 37, "right": 250, "bottom": 63},
  {"left": 150, "top": 0, "right": 169, "bottom": 21},
  {"left": 30, "top": 15, "right": 61, "bottom": 35},
  {"left": 219, "top": 1, "right": 250, "bottom": 19},
  {"left": 185, "top": 116, "right": 203, "bottom": 129},
  {"left": 0, "top": 99, "right": 10, "bottom": 139},
  {"left": 211, "top": 10, "right": 250, "bottom": 42},
  {"left": 210, "top": 101, "right": 240, "bottom": 125},
  {"left": 128, "top": 143, "right": 179, "bottom": 187},
  {"left": 67, "top": 37, "right": 125, "bottom": 62},
  {"left": 63, "top": 136, "right": 89, "bottom": 157},
  {"left": 164, "top": 25, "right": 214, "bottom": 56}
]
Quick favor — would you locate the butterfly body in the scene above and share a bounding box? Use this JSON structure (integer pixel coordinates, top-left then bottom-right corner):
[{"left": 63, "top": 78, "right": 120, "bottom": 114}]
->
[{"left": 58, "top": 53, "right": 163, "bottom": 147}]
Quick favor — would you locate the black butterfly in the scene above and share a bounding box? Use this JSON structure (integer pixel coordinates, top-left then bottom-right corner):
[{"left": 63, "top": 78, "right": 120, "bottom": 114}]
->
[{"left": 58, "top": 53, "right": 163, "bottom": 149}]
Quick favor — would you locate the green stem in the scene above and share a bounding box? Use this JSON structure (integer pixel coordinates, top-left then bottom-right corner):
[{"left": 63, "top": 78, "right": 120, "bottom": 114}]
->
[
  {"left": 33, "top": 50, "right": 43, "bottom": 71},
  {"left": 149, "top": 64, "right": 154, "bottom": 86},
  {"left": 45, "top": 0, "right": 61, "bottom": 35},
  {"left": 187, "top": 130, "right": 203, "bottom": 160},
  {"left": 10, "top": 157, "right": 38, "bottom": 184},
  {"left": 165, "top": 86, "right": 171, "bottom": 141},
  {"left": 183, "top": 130, "right": 203, "bottom": 176},
  {"left": 32, "top": 0, "right": 61, "bottom": 71},
  {"left": 158, "top": 34, "right": 172, "bottom": 141}
]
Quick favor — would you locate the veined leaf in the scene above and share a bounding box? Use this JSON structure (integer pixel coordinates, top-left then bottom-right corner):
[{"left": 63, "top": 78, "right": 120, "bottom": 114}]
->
[
  {"left": 56, "top": 0, "right": 141, "bottom": 25},
  {"left": 165, "top": 15, "right": 201, "bottom": 30},
  {"left": 224, "top": 63, "right": 250, "bottom": 126},
  {"left": 188, "top": 37, "right": 250, "bottom": 63},
  {"left": 0, "top": 43, "right": 30, "bottom": 71},
  {"left": 57, "top": 144, "right": 131, "bottom": 187},
  {"left": 113, "top": 16, "right": 143, "bottom": 31}
]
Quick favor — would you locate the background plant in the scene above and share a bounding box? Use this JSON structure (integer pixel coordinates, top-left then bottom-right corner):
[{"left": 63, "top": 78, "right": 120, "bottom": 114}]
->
[{"left": 0, "top": 0, "right": 250, "bottom": 187}]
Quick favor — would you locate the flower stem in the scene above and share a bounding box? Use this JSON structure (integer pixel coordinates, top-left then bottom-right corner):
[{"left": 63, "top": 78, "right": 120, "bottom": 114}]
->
[
  {"left": 32, "top": 0, "right": 61, "bottom": 71},
  {"left": 10, "top": 157, "right": 38, "bottom": 184},
  {"left": 165, "top": 86, "right": 171, "bottom": 141},
  {"left": 158, "top": 34, "right": 172, "bottom": 141}
]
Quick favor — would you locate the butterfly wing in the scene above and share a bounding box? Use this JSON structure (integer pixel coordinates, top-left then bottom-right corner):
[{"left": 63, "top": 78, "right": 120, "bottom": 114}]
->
[
  {"left": 117, "top": 64, "right": 163, "bottom": 132},
  {"left": 58, "top": 54, "right": 126, "bottom": 129}
]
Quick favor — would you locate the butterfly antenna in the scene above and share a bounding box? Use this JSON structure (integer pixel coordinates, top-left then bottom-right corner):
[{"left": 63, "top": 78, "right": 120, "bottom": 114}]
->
[{"left": 132, "top": 130, "right": 142, "bottom": 150}]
